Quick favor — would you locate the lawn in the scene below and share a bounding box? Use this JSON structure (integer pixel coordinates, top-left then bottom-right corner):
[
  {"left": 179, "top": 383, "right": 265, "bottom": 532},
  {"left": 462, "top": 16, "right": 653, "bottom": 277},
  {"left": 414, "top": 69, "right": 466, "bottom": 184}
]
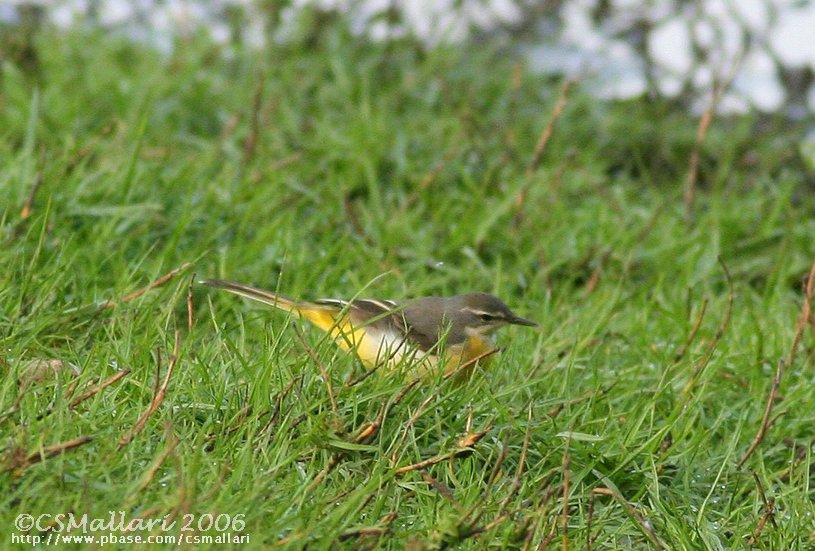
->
[{"left": 2, "top": 16, "right": 815, "bottom": 550}]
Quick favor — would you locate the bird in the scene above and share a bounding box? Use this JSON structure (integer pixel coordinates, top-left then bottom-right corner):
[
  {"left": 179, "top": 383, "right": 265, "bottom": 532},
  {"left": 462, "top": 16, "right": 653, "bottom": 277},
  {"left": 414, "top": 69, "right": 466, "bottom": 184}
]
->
[{"left": 201, "top": 279, "right": 537, "bottom": 375}]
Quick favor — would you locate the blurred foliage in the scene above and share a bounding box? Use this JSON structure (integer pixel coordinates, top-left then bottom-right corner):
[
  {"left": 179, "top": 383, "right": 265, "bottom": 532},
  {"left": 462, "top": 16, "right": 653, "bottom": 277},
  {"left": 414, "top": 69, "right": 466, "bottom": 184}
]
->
[{"left": 3, "top": 0, "right": 814, "bottom": 114}]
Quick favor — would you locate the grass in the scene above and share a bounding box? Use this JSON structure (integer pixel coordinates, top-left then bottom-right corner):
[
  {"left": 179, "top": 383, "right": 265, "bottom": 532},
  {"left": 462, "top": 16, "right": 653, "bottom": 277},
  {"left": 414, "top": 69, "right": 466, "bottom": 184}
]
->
[{"left": 2, "top": 17, "right": 815, "bottom": 550}]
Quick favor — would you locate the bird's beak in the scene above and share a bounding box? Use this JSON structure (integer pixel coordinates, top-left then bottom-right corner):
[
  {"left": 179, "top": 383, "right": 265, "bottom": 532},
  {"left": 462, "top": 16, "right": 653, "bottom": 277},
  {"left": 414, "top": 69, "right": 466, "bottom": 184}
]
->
[{"left": 508, "top": 315, "right": 538, "bottom": 327}]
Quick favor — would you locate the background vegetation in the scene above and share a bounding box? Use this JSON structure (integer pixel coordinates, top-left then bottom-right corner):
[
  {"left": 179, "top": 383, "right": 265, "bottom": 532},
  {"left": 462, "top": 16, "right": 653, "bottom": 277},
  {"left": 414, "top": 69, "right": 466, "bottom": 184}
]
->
[{"left": 2, "top": 7, "right": 815, "bottom": 550}]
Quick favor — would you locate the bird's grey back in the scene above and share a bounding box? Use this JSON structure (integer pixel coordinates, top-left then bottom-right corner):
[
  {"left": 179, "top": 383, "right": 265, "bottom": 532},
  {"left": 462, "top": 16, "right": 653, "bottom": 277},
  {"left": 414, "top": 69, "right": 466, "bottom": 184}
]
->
[{"left": 344, "top": 293, "right": 511, "bottom": 351}]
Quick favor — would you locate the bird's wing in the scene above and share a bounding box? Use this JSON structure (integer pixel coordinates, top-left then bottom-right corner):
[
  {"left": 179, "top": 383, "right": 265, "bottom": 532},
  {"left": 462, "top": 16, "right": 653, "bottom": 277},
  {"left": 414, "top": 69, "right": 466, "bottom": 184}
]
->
[
  {"left": 313, "top": 298, "right": 448, "bottom": 353},
  {"left": 313, "top": 298, "right": 404, "bottom": 331}
]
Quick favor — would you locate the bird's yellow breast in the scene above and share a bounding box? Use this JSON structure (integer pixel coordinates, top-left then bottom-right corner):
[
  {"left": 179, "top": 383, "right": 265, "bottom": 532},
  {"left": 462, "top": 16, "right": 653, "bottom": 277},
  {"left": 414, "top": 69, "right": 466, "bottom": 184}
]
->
[
  {"left": 296, "top": 307, "right": 409, "bottom": 367},
  {"left": 443, "top": 334, "right": 495, "bottom": 379}
]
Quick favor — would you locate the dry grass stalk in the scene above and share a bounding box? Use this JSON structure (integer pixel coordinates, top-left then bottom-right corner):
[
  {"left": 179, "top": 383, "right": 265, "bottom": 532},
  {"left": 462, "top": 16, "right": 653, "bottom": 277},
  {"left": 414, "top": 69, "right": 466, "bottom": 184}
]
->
[
  {"left": 739, "top": 256, "right": 815, "bottom": 467},
  {"left": 100, "top": 262, "right": 193, "bottom": 309},
  {"left": 118, "top": 331, "right": 182, "bottom": 448},
  {"left": 4, "top": 435, "right": 94, "bottom": 476}
]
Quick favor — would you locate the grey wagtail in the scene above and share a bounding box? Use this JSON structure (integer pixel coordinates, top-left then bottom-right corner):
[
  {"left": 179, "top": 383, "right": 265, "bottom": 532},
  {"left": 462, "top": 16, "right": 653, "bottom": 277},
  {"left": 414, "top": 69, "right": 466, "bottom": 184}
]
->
[{"left": 201, "top": 279, "right": 537, "bottom": 373}]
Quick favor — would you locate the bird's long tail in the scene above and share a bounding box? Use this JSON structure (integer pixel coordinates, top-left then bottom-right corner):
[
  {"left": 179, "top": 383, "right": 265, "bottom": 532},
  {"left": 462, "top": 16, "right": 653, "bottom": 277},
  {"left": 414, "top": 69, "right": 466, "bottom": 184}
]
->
[{"left": 200, "top": 279, "right": 298, "bottom": 313}]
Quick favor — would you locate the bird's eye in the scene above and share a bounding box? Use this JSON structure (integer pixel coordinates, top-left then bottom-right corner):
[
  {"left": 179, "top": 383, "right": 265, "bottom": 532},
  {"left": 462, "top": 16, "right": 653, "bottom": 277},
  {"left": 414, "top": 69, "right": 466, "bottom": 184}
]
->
[{"left": 478, "top": 313, "right": 496, "bottom": 322}]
